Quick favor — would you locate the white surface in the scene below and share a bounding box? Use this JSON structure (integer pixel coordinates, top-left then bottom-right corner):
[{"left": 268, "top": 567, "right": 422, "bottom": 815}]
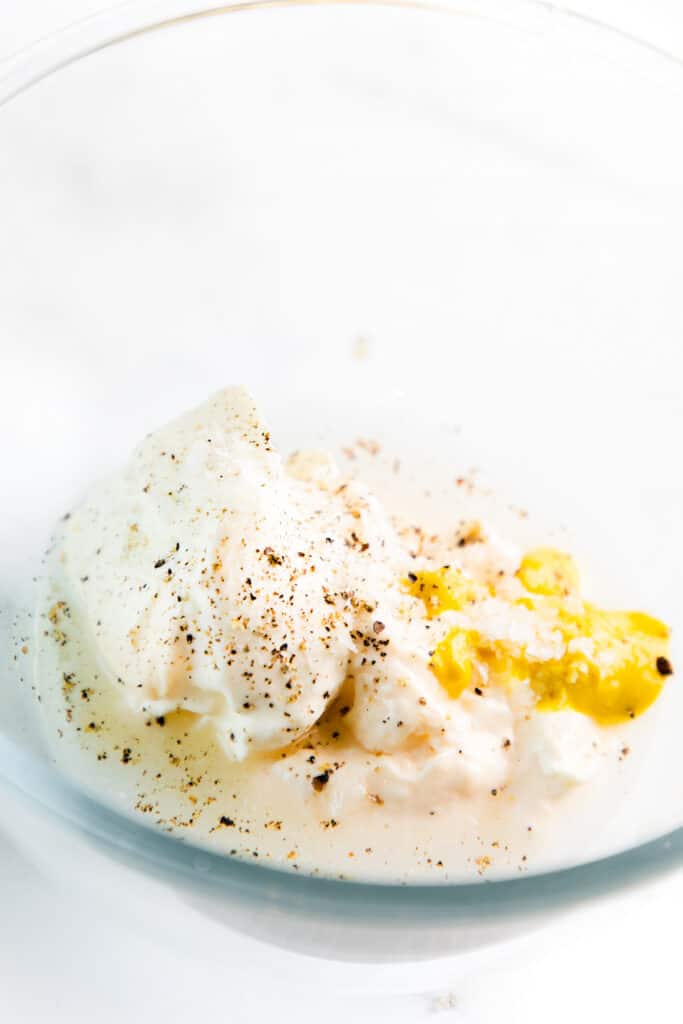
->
[{"left": 1, "top": 2, "right": 682, "bottom": 1022}]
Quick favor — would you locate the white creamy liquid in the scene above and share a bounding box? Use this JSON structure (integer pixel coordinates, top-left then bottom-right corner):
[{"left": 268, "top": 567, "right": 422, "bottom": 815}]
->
[{"left": 34, "top": 389, "right": 665, "bottom": 883}]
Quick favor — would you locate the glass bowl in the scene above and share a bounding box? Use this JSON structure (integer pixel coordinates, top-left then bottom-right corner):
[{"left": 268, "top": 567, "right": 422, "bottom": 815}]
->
[{"left": 1, "top": 0, "right": 682, "bottom": 960}]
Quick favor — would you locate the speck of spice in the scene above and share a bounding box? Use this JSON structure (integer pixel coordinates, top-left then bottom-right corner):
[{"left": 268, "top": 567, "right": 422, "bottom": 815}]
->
[{"left": 312, "top": 771, "right": 330, "bottom": 792}]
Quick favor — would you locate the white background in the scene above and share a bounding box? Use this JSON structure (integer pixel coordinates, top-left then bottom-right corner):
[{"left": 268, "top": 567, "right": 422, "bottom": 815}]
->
[{"left": 1, "top": 2, "right": 682, "bottom": 1022}]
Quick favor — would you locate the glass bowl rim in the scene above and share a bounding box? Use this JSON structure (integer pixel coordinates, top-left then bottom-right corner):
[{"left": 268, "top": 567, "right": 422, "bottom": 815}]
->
[{"left": 2, "top": 0, "right": 683, "bottom": 108}]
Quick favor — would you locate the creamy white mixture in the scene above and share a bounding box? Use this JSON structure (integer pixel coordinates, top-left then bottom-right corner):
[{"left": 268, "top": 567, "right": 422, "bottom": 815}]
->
[{"left": 37, "top": 388, "right": 640, "bottom": 882}]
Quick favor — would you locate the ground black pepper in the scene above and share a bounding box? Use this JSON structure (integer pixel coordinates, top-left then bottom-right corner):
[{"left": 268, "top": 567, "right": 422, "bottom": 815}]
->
[{"left": 312, "top": 771, "right": 330, "bottom": 792}]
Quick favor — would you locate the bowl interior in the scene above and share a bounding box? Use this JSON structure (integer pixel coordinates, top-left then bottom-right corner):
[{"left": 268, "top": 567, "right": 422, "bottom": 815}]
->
[{"left": 1, "top": 1, "right": 682, "bottom": 887}]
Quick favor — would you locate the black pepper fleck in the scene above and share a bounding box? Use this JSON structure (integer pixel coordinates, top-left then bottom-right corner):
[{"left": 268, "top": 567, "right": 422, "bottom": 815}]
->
[{"left": 312, "top": 771, "right": 330, "bottom": 792}]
